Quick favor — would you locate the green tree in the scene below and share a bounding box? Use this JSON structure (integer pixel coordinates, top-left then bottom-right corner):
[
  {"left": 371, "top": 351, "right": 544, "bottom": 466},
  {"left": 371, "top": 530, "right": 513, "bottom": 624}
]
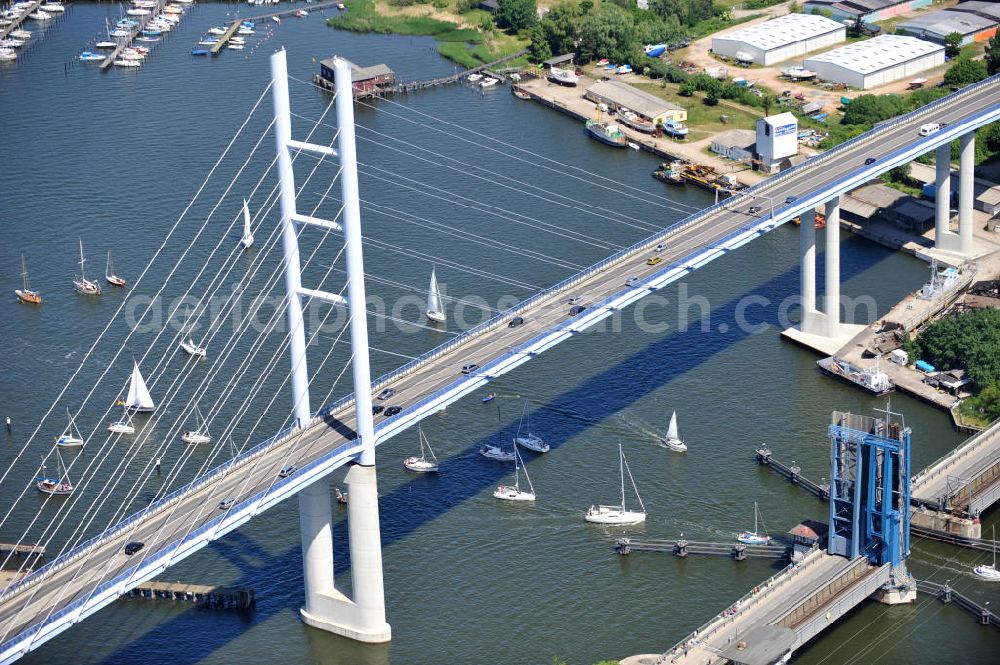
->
[
  {"left": 527, "top": 23, "right": 552, "bottom": 61},
  {"left": 536, "top": 2, "right": 581, "bottom": 56},
  {"left": 944, "top": 32, "right": 963, "bottom": 58},
  {"left": 703, "top": 93, "right": 719, "bottom": 106},
  {"left": 577, "top": 4, "right": 636, "bottom": 64},
  {"left": 579, "top": 0, "right": 593, "bottom": 14},
  {"left": 841, "top": 94, "right": 906, "bottom": 126},
  {"left": 943, "top": 55, "right": 989, "bottom": 88},
  {"left": 648, "top": 0, "right": 684, "bottom": 23},
  {"left": 986, "top": 32, "right": 1000, "bottom": 75},
  {"left": 497, "top": 0, "right": 536, "bottom": 31},
  {"left": 961, "top": 384, "right": 1000, "bottom": 424},
  {"left": 683, "top": 0, "right": 713, "bottom": 23},
  {"left": 886, "top": 163, "right": 911, "bottom": 184}
]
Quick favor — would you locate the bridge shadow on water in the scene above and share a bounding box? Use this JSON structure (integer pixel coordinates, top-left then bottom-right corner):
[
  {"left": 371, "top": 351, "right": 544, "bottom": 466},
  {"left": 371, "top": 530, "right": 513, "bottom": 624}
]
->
[{"left": 87, "top": 235, "right": 893, "bottom": 665}]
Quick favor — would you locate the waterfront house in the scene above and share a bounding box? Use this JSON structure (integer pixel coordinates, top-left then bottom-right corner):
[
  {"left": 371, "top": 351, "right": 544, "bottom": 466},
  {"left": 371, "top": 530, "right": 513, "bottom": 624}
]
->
[{"left": 319, "top": 57, "right": 395, "bottom": 97}]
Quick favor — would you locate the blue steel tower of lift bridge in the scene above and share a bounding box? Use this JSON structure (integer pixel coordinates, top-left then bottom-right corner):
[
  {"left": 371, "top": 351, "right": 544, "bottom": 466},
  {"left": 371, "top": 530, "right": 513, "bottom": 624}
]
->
[{"left": 828, "top": 407, "right": 911, "bottom": 568}]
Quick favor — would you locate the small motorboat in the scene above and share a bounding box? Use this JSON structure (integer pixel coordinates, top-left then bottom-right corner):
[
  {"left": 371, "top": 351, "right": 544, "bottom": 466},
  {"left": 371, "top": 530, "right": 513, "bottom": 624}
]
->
[
  {"left": 113, "top": 59, "right": 142, "bottom": 68},
  {"left": 207, "top": 26, "right": 227, "bottom": 35},
  {"left": 0, "top": 38, "right": 25, "bottom": 48},
  {"left": 480, "top": 77, "right": 498, "bottom": 88},
  {"left": 95, "top": 40, "right": 117, "bottom": 48},
  {"left": 237, "top": 27, "right": 254, "bottom": 34},
  {"left": 335, "top": 487, "right": 348, "bottom": 504},
  {"left": 227, "top": 43, "right": 244, "bottom": 50},
  {"left": 136, "top": 36, "right": 160, "bottom": 43},
  {"left": 295, "top": 9, "right": 308, "bottom": 16},
  {"left": 107, "top": 408, "right": 136, "bottom": 434},
  {"left": 29, "top": 10, "right": 52, "bottom": 20},
  {"left": 272, "top": 15, "right": 281, "bottom": 23},
  {"left": 512, "top": 87, "right": 530, "bottom": 99},
  {"left": 197, "top": 39, "right": 218, "bottom": 46},
  {"left": 10, "top": 29, "right": 31, "bottom": 39},
  {"left": 468, "top": 73, "right": 483, "bottom": 82},
  {"left": 191, "top": 48, "right": 209, "bottom": 56},
  {"left": 0, "top": 48, "right": 15, "bottom": 62},
  {"left": 482, "top": 392, "right": 496, "bottom": 403}
]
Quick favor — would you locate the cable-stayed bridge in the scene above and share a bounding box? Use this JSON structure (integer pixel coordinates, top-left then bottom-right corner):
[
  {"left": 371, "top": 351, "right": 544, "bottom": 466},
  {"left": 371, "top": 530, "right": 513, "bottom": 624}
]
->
[{"left": 0, "top": 51, "right": 998, "bottom": 664}]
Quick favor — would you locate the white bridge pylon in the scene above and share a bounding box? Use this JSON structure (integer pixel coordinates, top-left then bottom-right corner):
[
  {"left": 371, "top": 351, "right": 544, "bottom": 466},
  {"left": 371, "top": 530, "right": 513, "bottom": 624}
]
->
[{"left": 271, "top": 48, "right": 390, "bottom": 643}]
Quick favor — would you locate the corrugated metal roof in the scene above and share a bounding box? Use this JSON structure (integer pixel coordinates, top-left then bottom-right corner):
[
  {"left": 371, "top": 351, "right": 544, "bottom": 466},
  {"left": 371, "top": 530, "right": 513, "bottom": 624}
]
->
[
  {"left": 978, "top": 186, "right": 1000, "bottom": 206},
  {"left": 952, "top": 0, "right": 1000, "bottom": 21},
  {"left": 711, "top": 128, "right": 757, "bottom": 149},
  {"left": 898, "top": 8, "right": 997, "bottom": 38},
  {"left": 585, "top": 79, "right": 683, "bottom": 119},
  {"left": 320, "top": 57, "right": 393, "bottom": 82},
  {"left": 804, "top": 35, "right": 943, "bottom": 75},
  {"left": 712, "top": 13, "right": 844, "bottom": 52}
]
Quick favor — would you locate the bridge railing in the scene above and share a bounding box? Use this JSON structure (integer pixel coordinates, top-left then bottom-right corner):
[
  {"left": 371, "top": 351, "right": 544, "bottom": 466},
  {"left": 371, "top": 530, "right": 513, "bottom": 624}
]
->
[{"left": 911, "top": 416, "right": 1000, "bottom": 500}]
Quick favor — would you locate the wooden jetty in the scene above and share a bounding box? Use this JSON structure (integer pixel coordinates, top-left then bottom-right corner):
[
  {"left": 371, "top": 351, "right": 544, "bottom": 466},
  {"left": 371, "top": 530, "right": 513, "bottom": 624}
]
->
[
  {"left": 126, "top": 581, "right": 256, "bottom": 610},
  {"left": 100, "top": 0, "right": 166, "bottom": 71},
  {"left": 0, "top": 0, "right": 41, "bottom": 41},
  {"left": 312, "top": 49, "right": 529, "bottom": 98},
  {"left": 615, "top": 537, "right": 787, "bottom": 560},
  {"left": 211, "top": 0, "right": 343, "bottom": 54},
  {"left": 755, "top": 447, "right": 830, "bottom": 499}
]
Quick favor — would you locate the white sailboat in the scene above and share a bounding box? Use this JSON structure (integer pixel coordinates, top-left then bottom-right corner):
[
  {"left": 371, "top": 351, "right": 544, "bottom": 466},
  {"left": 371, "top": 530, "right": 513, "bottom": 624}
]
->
[
  {"left": 240, "top": 198, "right": 254, "bottom": 249},
  {"left": 123, "top": 360, "right": 156, "bottom": 412},
  {"left": 403, "top": 426, "right": 438, "bottom": 472},
  {"left": 494, "top": 441, "right": 535, "bottom": 501},
  {"left": 974, "top": 525, "right": 1000, "bottom": 581},
  {"left": 513, "top": 402, "right": 548, "bottom": 453},
  {"left": 181, "top": 405, "right": 211, "bottom": 444},
  {"left": 425, "top": 268, "right": 445, "bottom": 323},
  {"left": 54, "top": 408, "right": 84, "bottom": 447},
  {"left": 736, "top": 501, "right": 771, "bottom": 545},
  {"left": 661, "top": 410, "right": 687, "bottom": 452},
  {"left": 36, "top": 451, "right": 73, "bottom": 495},
  {"left": 180, "top": 324, "right": 207, "bottom": 358},
  {"left": 584, "top": 443, "right": 646, "bottom": 524},
  {"left": 73, "top": 239, "right": 102, "bottom": 295},
  {"left": 107, "top": 405, "right": 135, "bottom": 434}
]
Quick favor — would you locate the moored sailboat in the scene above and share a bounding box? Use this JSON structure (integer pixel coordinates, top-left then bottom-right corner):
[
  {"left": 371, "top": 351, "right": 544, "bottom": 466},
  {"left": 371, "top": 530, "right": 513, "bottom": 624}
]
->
[
  {"left": 494, "top": 442, "right": 535, "bottom": 501},
  {"left": 107, "top": 405, "right": 135, "bottom": 434},
  {"left": 426, "top": 267, "right": 445, "bottom": 323},
  {"left": 105, "top": 249, "right": 126, "bottom": 287},
  {"left": 403, "top": 426, "right": 439, "bottom": 472},
  {"left": 584, "top": 443, "right": 646, "bottom": 524},
  {"left": 15, "top": 255, "right": 41, "bottom": 304},
  {"left": 513, "top": 402, "right": 548, "bottom": 453},
  {"left": 974, "top": 525, "right": 1000, "bottom": 581},
  {"left": 181, "top": 405, "right": 211, "bottom": 444},
  {"left": 55, "top": 408, "right": 84, "bottom": 447},
  {"left": 36, "top": 451, "right": 73, "bottom": 495},
  {"left": 73, "top": 239, "right": 102, "bottom": 295}
]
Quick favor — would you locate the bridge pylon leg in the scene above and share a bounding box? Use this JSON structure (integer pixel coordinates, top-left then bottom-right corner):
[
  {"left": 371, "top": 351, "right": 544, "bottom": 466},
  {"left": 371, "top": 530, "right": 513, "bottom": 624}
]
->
[{"left": 270, "top": 48, "right": 390, "bottom": 644}]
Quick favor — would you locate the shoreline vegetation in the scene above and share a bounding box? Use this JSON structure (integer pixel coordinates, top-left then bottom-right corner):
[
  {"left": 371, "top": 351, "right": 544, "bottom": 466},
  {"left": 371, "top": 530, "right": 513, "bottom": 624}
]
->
[{"left": 327, "top": 0, "right": 1000, "bottom": 162}]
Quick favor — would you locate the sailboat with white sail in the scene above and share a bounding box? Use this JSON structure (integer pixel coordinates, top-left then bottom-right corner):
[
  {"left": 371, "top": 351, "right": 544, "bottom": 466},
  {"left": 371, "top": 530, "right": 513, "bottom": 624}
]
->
[
  {"left": 123, "top": 360, "right": 156, "bottom": 412},
  {"left": 425, "top": 268, "right": 445, "bottom": 323},
  {"left": 180, "top": 324, "right": 207, "bottom": 358},
  {"left": 736, "top": 501, "right": 771, "bottom": 545},
  {"left": 584, "top": 443, "right": 646, "bottom": 524},
  {"left": 403, "top": 426, "right": 438, "bottom": 472},
  {"left": 494, "top": 441, "right": 535, "bottom": 501},
  {"left": 181, "top": 405, "right": 211, "bottom": 444},
  {"left": 660, "top": 410, "right": 686, "bottom": 452},
  {"left": 513, "top": 402, "right": 548, "bottom": 453},
  {"left": 73, "top": 239, "right": 102, "bottom": 295},
  {"left": 107, "top": 405, "right": 135, "bottom": 434},
  {"left": 54, "top": 408, "right": 84, "bottom": 447},
  {"left": 36, "top": 451, "right": 73, "bottom": 495},
  {"left": 240, "top": 198, "right": 254, "bottom": 249},
  {"left": 974, "top": 525, "right": 1000, "bottom": 581}
]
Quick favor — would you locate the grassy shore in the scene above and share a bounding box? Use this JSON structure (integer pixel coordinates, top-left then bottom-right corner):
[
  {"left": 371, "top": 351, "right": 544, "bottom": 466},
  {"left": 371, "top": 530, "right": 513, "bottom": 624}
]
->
[{"left": 327, "top": 0, "right": 529, "bottom": 68}]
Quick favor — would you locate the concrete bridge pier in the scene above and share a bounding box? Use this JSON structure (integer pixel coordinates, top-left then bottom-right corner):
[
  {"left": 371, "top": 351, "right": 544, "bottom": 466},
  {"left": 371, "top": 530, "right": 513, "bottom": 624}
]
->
[
  {"left": 298, "top": 469, "right": 391, "bottom": 643},
  {"left": 934, "top": 132, "right": 976, "bottom": 256}
]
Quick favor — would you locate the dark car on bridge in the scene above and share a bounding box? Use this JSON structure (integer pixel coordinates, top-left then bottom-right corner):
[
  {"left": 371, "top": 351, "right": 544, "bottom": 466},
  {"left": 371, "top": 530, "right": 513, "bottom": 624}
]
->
[
  {"left": 278, "top": 464, "right": 298, "bottom": 479},
  {"left": 508, "top": 316, "right": 525, "bottom": 328},
  {"left": 124, "top": 541, "right": 144, "bottom": 556},
  {"left": 864, "top": 157, "right": 876, "bottom": 165},
  {"left": 384, "top": 405, "right": 403, "bottom": 417},
  {"left": 569, "top": 304, "right": 587, "bottom": 316},
  {"left": 218, "top": 498, "right": 235, "bottom": 511},
  {"left": 747, "top": 205, "right": 762, "bottom": 215},
  {"left": 372, "top": 404, "right": 385, "bottom": 415},
  {"left": 785, "top": 195, "right": 798, "bottom": 204}
]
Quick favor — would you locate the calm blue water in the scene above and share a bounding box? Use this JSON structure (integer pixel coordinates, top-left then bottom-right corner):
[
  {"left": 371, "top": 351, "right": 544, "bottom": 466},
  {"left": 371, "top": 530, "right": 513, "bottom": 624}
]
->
[{"left": 1, "top": 4, "right": 996, "bottom": 664}]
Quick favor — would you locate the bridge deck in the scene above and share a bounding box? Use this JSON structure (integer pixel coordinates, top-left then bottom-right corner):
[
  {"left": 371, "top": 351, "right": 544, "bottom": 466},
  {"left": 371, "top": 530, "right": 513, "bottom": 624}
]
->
[
  {"left": 911, "top": 418, "right": 1000, "bottom": 514},
  {"left": 661, "top": 550, "right": 887, "bottom": 665},
  {"left": 1, "top": 75, "right": 999, "bottom": 664}
]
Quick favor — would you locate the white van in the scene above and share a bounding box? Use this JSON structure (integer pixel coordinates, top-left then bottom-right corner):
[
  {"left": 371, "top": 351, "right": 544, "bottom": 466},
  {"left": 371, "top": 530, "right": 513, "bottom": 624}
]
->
[{"left": 919, "top": 123, "right": 942, "bottom": 136}]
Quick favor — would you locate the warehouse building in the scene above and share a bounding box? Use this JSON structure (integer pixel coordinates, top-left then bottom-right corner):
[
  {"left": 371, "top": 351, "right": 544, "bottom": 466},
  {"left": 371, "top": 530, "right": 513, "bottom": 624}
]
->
[
  {"left": 584, "top": 80, "right": 687, "bottom": 125},
  {"left": 803, "top": 0, "right": 931, "bottom": 23},
  {"left": 710, "top": 129, "right": 757, "bottom": 162},
  {"left": 897, "top": 1, "right": 999, "bottom": 45},
  {"left": 711, "top": 13, "right": 846, "bottom": 66},
  {"left": 803, "top": 35, "right": 945, "bottom": 90}
]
